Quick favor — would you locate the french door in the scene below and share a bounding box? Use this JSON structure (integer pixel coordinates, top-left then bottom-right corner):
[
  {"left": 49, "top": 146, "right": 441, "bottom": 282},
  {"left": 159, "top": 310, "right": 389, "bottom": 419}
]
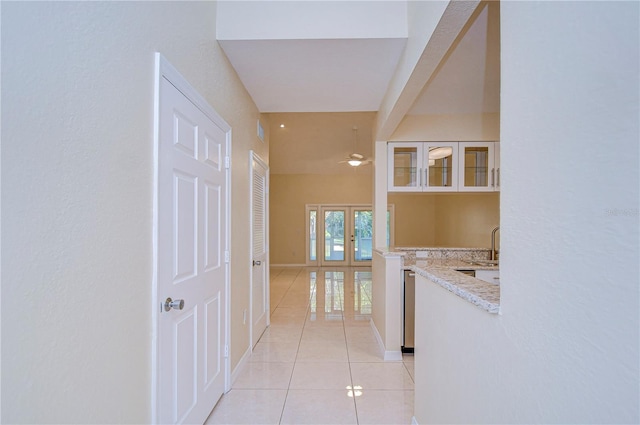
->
[{"left": 307, "top": 205, "right": 392, "bottom": 266}]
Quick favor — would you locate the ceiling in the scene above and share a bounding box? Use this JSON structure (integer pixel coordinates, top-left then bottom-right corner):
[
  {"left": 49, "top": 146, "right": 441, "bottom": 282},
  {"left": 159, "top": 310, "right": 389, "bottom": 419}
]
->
[
  {"left": 408, "top": 3, "right": 500, "bottom": 115},
  {"left": 267, "top": 112, "right": 377, "bottom": 175},
  {"left": 217, "top": 1, "right": 500, "bottom": 174},
  {"left": 216, "top": 0, "right": 408, "bottom": 113},
  {"left": 219, "top": 38, "right": 407, "bottom": 113}
]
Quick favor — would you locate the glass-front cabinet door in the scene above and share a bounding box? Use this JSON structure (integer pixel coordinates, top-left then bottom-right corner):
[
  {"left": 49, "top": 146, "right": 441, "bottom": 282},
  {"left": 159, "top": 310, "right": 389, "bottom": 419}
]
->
[
  {"left": 388, "top": 141, "right": 500, "bottom": 192},
  {"left": 388, "top": 142, "right": 457, "bottom": 192},
  {"left": 425, "top": 142, "right": 458, "bottom": 192},
  {"left": 458, "top": 142, "right": 498, "bottom": 192},
  {"left": 388, "top": 143, "right": 423, "bottom": 191}
]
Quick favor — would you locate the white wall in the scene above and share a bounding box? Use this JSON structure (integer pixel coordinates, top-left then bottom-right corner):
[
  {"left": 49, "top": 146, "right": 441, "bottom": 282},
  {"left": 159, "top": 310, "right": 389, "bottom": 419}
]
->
[
  {"left": 1, "top": 2, "right": 265, "bottom": 423},
  {"left": 375, "top": 0, "right": 479, "bottom": 140},
  {"left": 371, "top": 251, "right": 403, "bottom": 359},
  {"left": 414, "top": 2, "right": 639, "bottom": 423}
]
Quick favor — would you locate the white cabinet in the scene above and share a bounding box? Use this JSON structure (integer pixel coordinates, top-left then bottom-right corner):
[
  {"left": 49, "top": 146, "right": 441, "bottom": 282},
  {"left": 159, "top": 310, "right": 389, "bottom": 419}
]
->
[
  {"left": 388, "top": 142, "right": 459, "bottom": 192},
  {"left": 475, "top": 269, "right": 500, "bottom": 284},
  {"left": 494, "top": 142, "right": 500, "bottom": 191},
  {"left": 458, "top": 142, "right": 500, "bottom": 192},
  {"left": 388, "top": 141, "right": 500, "bottom": 192}
]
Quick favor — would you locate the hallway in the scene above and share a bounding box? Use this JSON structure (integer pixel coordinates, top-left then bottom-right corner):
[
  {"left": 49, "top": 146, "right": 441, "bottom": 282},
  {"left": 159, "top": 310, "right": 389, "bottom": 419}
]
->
[{"left": 206, "top": 267, "right": 414, "bottom": 424}]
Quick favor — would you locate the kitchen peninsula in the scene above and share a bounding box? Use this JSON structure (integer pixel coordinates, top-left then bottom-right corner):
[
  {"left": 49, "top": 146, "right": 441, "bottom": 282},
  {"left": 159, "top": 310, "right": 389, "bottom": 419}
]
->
[{"left": 371, "top": 247, "right": 500, "bottom": 360}]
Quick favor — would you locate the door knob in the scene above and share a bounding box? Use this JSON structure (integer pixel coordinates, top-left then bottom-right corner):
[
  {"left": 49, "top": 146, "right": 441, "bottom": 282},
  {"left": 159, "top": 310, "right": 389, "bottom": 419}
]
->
[
  {"left": 164, "top": 297, "right": 184, "bottom": 312},
  {"left": 253, "top": 260, "right": 261, "bottom": 266}
]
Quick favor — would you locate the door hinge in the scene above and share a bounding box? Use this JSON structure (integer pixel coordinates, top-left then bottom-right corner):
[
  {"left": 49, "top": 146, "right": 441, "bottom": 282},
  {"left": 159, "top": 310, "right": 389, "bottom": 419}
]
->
[
  {"left": 225, "top": 251, "right": 230, "bottom": 263},
  {"left": 225, "top": 156, "right": 230, "bottom": 169},
  {"left": 224, "top": 345, "right": 229, "bottom": 358}
]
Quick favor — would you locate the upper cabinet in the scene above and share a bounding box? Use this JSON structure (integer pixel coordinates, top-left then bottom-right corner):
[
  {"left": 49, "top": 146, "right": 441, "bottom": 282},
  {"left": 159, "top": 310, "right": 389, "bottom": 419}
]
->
[
  {"left": 388, "top": 142, "right": 458, "bottom": 192},
  {"left": 388, "top": 142, "right": 499, "bottom": 192},
  {"left": 458, "top": 142, "right": 500, "bottom": 192}
]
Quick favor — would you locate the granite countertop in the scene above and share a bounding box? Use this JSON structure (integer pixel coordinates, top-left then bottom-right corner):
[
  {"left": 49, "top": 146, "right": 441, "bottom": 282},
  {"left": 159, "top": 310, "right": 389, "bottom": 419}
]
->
[{"left": 410, "top": 258, "right": 500, "bottom": 314}]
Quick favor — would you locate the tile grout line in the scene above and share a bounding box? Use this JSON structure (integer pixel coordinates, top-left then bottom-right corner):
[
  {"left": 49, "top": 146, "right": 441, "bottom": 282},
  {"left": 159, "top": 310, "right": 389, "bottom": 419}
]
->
[
  {"left": 278, "top": 266, "right": 309, "bottom": 425},
  {"left": 342, "top": 276, "right": 360, "bottom": 425}
]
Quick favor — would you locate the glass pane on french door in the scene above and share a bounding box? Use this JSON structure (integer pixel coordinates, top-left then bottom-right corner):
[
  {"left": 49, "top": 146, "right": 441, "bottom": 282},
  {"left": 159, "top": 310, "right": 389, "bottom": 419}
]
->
[
  {"left": 324, "top": 210, "right": 345, "bottom": 263},
  {"left": 352, "top": 209, "right": 373, "bottom": 263},
  {"left": 309, "top": 210, "right": 317, "bottom": 262}
]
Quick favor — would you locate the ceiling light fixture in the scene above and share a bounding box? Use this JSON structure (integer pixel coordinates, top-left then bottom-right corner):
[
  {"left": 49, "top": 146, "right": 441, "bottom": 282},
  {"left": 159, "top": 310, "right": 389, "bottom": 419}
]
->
[{"left": 348, "top": 127, "right": 364, "bottom": 167}]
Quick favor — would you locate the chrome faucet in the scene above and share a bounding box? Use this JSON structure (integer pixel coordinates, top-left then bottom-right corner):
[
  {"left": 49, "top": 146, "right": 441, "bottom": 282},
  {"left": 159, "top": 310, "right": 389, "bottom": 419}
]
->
[{"left": 491, "top": 226, "right": 500, "bottom": 261}]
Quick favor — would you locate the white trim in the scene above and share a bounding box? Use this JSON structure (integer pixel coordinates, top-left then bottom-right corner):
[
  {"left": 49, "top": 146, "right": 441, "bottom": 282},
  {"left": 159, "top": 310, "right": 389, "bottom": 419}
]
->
[
  {"left": 224, "top": 127, "right": 232, "bottom": 395},
  {"left": 151, "top": 53, "right": 161, "bottom": 425},
  {"left": 271, "top": 263, "right": 308, "bottom": 268},
  {"left": 156, "top": 55, "right": 231, "bottom": 133},
  {"left": 387, "top": 204, "right": 396, "bottom": 248},
  {"left": 374, "top": 140, "right": 389, "bottom": 248},
  {"left": 152, "top": 52, "right": 232, "bottom": 421},
  {"left": 383, "top": 350, "right": 403, "bottom": 362},
  {"left": 370, "top": 319, "right": 403, "bottom": 362}
]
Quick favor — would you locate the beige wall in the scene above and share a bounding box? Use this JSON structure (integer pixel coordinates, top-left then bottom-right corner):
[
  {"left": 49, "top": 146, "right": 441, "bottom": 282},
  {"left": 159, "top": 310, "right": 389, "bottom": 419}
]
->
[
  {"left": 433, "top": 193, "right": 500, "bottom": 247},
  {"left": 270, "top": 173, "right": 373, "bottom": 264},
  {"left": 1, "top": 2, "right": 264, "bottom": 423},
  {"left": 391, "top": 113, "right": 500, "bottom": 141},
  {"left": 389, "top": 193, "right": 500, "bottom": 248},
  {"left": 388, "top": 193, "right": 437, "bottom": 246},
  {"left": 270, "top": 175, "right": 499, "bottom": 262}
]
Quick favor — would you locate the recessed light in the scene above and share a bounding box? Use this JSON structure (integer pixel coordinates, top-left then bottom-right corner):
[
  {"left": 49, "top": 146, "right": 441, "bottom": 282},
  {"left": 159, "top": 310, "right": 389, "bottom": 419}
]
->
[{"left": 280, "top": 124, "right": 285, "bottom": 128}]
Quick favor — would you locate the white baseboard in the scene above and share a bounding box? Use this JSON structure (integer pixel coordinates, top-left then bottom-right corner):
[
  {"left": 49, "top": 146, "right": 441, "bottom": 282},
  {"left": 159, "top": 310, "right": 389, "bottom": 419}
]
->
[
  {"left": 370, "top": 320, "right": 403, "bottom": 361},
  {"left": 384, "top": 350, "right": 403, "bottom": 361},
  {"left": 370, "top": 319, "right": 384, "bottom": 349},
  {"left": 229, "top": 345, "right": 251, "bottom": 390}
]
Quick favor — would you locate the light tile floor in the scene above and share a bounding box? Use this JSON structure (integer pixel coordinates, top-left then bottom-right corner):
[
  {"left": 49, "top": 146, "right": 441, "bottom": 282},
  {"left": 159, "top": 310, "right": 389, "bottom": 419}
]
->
[{"left": 206, "top": 267, "right": 414, "bottom": 425}]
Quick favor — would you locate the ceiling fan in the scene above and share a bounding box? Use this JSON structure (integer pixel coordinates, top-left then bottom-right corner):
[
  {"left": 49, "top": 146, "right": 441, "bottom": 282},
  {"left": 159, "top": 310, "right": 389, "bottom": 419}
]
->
[{"left": 339, "top": 126, "right": 372, "bottom": 167}]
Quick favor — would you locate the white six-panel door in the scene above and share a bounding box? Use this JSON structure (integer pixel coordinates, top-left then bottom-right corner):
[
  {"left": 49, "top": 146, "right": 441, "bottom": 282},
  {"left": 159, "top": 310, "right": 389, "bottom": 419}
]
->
[{"left": 154, "top": 55, "right": 230, "bottom": 425}]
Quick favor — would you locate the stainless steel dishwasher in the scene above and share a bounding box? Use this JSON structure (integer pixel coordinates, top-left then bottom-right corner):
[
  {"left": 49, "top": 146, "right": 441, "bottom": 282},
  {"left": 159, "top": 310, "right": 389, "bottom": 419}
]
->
[{"left": 403, "top": 270, "right": 415, "bottom": 353}]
